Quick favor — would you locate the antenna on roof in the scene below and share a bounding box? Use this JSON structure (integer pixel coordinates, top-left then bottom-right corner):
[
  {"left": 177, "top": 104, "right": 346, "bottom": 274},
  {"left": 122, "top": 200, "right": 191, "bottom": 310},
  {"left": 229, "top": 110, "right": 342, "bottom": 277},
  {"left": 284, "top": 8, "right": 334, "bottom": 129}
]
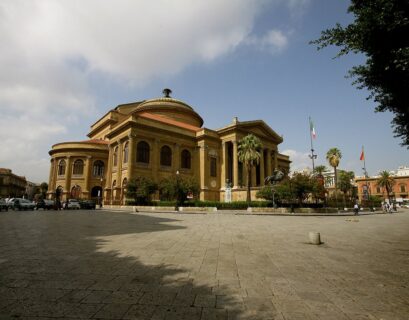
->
[{"left": 162, "top": 88, "right": 172, "bottom": 98}]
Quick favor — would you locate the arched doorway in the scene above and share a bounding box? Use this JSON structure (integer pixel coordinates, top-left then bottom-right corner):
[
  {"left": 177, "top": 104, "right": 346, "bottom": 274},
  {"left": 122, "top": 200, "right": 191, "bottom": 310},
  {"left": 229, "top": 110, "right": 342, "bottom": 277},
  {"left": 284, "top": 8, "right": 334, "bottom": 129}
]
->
[
  {"left": 71, "top": 185, "right": 82, "bottom": 199},
  {"left": 91, "top": 186, "right": 102, "bottom": 199}
]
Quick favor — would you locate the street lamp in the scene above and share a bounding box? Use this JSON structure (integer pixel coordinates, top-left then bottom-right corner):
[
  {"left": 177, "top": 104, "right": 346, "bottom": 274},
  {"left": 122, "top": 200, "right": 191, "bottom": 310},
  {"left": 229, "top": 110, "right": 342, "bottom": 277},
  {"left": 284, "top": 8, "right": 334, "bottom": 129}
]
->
[
  {"left": 99, "top": 177, "right": 104, "bottom": 208},
  {"left": 175, "top": 170, "right": 180, "bottom": 211}
]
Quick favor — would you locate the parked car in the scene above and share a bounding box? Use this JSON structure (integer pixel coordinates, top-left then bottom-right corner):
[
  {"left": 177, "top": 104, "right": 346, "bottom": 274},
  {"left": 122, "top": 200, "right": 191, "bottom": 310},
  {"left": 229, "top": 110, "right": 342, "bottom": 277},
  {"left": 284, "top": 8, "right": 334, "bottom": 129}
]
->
[
  {"left": 80, "top": 200, "right": 96, "bottom": 210},
  {"left": 35, "top": 199, "right": 54, "bottom": 210},
  {"left": 9, "top": 198, "right": 35, "bottom": 211},
  {"left": 0, "top": 198, "right": 8, "bottom": 211},
  {"left": 64, "top": 199, "right": 81, "bottom": 210}
]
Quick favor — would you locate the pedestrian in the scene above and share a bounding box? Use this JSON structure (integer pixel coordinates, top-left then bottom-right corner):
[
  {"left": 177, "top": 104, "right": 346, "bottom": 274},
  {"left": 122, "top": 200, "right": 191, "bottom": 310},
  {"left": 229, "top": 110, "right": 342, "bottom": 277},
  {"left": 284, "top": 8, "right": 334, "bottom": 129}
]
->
[{"left": 353, "top": 203, "right": 359, "bottom": 215}]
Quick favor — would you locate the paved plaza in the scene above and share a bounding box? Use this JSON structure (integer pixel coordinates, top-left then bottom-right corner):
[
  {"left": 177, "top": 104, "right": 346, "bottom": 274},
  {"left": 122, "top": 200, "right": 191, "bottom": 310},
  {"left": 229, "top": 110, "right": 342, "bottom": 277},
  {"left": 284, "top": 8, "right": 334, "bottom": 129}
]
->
[{"left": 0, "top": 209, "right": 408, "bottom": 319}]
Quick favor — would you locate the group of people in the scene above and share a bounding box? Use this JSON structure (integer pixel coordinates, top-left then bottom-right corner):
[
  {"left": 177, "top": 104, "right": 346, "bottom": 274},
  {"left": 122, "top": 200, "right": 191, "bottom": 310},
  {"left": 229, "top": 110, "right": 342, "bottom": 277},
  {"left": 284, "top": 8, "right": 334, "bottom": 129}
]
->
[{"left": 382, "top": 201, "right": 396, "bottom": 213}]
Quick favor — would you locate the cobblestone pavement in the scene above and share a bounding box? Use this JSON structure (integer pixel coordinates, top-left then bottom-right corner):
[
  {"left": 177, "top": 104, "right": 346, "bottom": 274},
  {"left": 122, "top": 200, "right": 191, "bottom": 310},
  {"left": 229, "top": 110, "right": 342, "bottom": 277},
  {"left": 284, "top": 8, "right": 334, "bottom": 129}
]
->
[{"left": 0, "top": 210, "right": 408, "bottom": 319}]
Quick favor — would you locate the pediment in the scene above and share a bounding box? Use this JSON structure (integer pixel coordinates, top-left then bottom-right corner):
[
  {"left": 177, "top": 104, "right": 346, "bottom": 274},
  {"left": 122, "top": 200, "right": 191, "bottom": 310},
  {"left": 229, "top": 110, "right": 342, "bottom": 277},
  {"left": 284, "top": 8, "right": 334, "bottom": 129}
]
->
[{"left": 236, "top": 120, "right": 283, "bottom": 143}]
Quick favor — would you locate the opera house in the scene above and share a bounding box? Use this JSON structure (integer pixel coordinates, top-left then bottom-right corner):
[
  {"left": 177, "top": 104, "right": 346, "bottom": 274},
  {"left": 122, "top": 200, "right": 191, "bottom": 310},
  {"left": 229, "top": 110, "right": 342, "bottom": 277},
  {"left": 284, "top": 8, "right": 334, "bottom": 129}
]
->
[{"left": 48, "top": 89, "right": 290, "bottom": 204}]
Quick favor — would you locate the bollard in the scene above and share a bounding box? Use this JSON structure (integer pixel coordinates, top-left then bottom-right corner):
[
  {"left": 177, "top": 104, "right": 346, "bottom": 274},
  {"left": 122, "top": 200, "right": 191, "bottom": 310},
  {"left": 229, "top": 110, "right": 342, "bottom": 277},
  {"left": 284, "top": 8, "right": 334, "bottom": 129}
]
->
[{"left": 309, "top": 232, "right": 321, "bottom": 245}]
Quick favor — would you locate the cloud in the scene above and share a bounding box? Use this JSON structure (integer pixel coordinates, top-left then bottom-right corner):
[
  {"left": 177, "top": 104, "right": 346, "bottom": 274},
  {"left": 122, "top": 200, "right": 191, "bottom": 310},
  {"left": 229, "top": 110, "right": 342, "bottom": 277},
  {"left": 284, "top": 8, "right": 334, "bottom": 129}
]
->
[
  {"left": 246, "top": 29, "right": 289, "bottom": 53},
  {"left": 0, "top": 0, "right": 310, "bottom": 182},
  {"left": 281, "top": 149, "right": 312, "bottom": 172}
]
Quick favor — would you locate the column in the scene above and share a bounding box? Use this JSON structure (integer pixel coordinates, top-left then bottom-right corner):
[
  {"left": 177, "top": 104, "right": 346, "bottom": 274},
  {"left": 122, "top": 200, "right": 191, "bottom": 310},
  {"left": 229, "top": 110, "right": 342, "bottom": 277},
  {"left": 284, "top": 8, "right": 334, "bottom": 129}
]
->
[
  {"left": 232, "top": 140, "right": 239, "bottom": 189},
  {"left": 221, "top": 142, "right": 227, "bottom": 189},
  {"left": 266, "top": 149, "right": 272, "bottom": 178},
  {"left": 260, "top": 150, "right": 265, "bottom": 186},
  {"left": 243, "top": 163, "right": 248, "bottom": 189},
  {"left": 273, "top": 149, "right": 278, "bottom": 169},
  {"left": 128, "top": 135, "right": 135, "bottom": 181},
  {"left": 48, "top": 158, "right": 54, "bottom": 192},
  {"left": 152, "top": 139, "right": 159, "bottom": 182},
  {"left": 117, "top": 142, "right": 123, "bottom": 204},
  {"left": 199, "top": 142, "right": 208, "bottom": 200},
  {"left": 84, "top": 156, "right": 92, "bottom": 195},
  {"left": 174, "top": 143, "right": 180, "bottom": 172},
  {"left": 64, "top": 156, "right": 72, "bottom": 200}
]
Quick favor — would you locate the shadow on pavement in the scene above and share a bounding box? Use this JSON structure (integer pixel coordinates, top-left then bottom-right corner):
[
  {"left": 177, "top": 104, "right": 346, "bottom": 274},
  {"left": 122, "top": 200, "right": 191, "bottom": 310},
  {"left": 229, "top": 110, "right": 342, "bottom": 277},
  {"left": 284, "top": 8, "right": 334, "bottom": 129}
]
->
[{"left": 0, "top": 211, "right": 246, "bottom": 319}]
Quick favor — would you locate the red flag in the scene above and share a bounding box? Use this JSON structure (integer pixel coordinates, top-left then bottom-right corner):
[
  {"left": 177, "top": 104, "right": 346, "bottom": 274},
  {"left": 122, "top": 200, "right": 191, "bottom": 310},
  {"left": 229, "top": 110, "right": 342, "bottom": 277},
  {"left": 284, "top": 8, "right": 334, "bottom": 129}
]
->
[{"left": 360, "top": 149, "right": 365, "bottom": 161}]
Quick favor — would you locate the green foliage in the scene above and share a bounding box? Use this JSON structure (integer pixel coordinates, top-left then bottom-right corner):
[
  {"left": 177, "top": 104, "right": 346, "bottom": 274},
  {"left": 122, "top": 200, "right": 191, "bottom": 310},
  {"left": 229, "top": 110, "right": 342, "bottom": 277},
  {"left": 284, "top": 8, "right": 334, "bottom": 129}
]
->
[
  {"left": 376, "top": 170, "right": 396, "bottom": 201},
  {"left": 326, "top": 148, "right": 342, "bottom": 168},
  {"left": 337, "top": 170, "right": 355, "bottom": 195},
  {"left": 126, "top": 176, "right": 157, "bottom": 205},
  {"left": 313, "top": 165, "right": 328, "bottom": 175},
  {"left": 238, "top": 134, "right": 262, "bottom": 203},
  {"left": 256, "top": 186, "right": 276, "bottom": 201},
  {"left": 183, "top": 200, "right": 273, "bottom": 209},
  {"left": 158, "top": 175, "right": 199, "bottom": 205},
  {"left": 311, "top": 0, "right": 409, "bottom": 147}
]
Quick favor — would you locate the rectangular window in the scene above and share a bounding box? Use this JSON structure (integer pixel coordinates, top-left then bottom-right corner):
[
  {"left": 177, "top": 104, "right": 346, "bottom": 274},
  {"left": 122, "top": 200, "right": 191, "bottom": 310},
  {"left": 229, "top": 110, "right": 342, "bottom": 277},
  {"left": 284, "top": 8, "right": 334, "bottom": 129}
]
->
[{"left": 210, "top": 157, "right": 217, "bottom": 177}]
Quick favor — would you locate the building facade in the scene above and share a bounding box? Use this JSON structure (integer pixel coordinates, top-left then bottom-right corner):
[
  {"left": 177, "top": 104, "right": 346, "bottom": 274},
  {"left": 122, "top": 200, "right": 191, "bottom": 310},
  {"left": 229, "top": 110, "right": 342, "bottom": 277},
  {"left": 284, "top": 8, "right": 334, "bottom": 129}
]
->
[
  {"left": 355, "top": 166, "right": 409, "bottom": 203},
  {"left": 0, "top": 168, "right": 27, "bottom": 198},
  {"left": 48, "top": 90, "right": 290, "bottom": 203}
]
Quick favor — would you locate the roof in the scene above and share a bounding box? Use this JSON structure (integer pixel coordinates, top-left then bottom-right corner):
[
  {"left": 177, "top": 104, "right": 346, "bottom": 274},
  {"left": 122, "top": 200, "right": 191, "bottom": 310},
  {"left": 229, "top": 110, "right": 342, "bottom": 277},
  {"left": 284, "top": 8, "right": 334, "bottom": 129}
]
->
[
  {"left": 138, "top": 112, "right": 201, "bottom": 132},
  {"left": 81, "top": 139, "right": 110, "bottom": 145}
]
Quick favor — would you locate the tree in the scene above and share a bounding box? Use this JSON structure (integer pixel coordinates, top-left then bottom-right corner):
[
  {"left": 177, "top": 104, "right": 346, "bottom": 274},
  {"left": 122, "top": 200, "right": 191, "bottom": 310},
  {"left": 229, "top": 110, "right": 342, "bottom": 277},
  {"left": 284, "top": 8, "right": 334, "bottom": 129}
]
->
[
  {"left": 39, "top": 182, "right": 48, "bottom": 199},
  {"left": 313, "top": 165, "right": 328, "bottom": 176},
  {"left": 291, "top": 173, "right": 316, "bottom": 205},
  {"left": 238, "top": 134, "right": 262, "bottom": 203},
  {"left": 337, "top": 170, "right": 355, "bottom": 207},
  {"left": 311, "top": 1, "right": 409, "bottom": 147},
  {"left": 326, "top": 148, "right": 342, "bottom": 208},
  {"left": 376, "top": 170, "right": 395, "bottom": 203},
  {"left": 126, "top": 176, "right": 157, "bottom": 205},
  {"left": 158, "top": 175, "right": 199, "bottom": 206}
]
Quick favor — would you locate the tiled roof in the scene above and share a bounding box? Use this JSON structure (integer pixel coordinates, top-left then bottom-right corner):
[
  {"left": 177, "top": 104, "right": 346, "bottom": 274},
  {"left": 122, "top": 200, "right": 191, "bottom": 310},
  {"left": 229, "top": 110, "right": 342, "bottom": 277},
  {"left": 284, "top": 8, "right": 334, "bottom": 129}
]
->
[{"left": 138, "top": 112, "right": 201, "bottom": 132}]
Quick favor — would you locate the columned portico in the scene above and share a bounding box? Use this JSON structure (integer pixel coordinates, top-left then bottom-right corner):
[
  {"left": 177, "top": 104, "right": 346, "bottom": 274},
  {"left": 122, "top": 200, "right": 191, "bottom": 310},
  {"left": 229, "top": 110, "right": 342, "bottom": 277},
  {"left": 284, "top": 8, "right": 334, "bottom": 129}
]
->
[{"left": 232, "top": 140, "right": 239, "bottom": 189}]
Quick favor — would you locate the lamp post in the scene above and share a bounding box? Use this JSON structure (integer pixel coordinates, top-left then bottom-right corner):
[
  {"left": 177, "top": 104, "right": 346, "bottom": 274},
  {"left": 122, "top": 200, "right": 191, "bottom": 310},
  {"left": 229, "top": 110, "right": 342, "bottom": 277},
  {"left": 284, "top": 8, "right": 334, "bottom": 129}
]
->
[
  {"left": 99, "top": 177, "right": 104, "bottom": 208},
  {"left": 175, "top": 170, "right": 180, "bottom": 211}
]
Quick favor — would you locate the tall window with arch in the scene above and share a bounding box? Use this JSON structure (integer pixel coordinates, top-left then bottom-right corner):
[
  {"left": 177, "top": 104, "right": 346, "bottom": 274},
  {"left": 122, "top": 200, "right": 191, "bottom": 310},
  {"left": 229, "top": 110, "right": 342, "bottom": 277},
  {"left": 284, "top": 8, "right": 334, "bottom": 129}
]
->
[
  {"left": 123, "top": 142, "right": 129, "bottom": 164},
  {"left": 58, "top": 160, "right": 66, "bottom": 176},
  {"left": 93, "top": 160, "right": 105, "bottom": 177},
  {"left": 73, "top": 159, "right": 84, "bottom": 175},
  {"left": 137, "top": 141, "right": 150, "bottom": 163},
  {"left": 181, "top": 149, "right": 191, "bottom": 169},
  {"left": 160, "top": 145, "right": 172, "bottom": 166},
  {"left": 113, "top": 146, "right": 118, "bottom": 167},
  {"left": 400, "top": 184, "right": 406, "bottom": 193}
]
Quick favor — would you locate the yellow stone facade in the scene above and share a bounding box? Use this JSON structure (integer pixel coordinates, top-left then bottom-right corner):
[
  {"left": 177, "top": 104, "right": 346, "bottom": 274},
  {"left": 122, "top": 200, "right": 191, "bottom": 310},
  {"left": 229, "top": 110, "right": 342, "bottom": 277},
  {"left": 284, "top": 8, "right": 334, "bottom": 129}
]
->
[{"left": 48, "top": 91, "right": 290, "bottom": 203}]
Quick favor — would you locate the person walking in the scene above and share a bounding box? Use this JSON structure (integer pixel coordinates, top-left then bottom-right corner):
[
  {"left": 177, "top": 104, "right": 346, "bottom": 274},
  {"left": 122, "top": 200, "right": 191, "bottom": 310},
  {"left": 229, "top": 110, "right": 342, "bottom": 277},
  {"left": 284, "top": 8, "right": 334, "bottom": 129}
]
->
[{"left": 354, "top": 203, "right": 359, "bottom": 215}]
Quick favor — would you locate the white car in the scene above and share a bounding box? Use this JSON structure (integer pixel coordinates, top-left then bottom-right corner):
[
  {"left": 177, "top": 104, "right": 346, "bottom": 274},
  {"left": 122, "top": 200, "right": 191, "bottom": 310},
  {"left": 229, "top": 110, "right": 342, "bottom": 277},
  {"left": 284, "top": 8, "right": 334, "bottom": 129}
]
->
[{"left": 65, "top": 199, "right": 81, "bottom": 210}]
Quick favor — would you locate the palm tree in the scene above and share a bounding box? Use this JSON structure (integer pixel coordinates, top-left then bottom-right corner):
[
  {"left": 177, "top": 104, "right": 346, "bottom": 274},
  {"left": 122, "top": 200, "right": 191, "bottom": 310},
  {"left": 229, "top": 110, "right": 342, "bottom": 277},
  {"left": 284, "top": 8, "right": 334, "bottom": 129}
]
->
[
  {"left": 326, "top": 148, "right": 342, "bottom": 208},
  {"left": 238, "top": 134, "right": 262, "bottom": 203},
  {"left": 377, "top": 171, "right": 395, "bottom": 203},
  {"left": 337, "top": 170, "right": 355, "bottom": 208},
  {"left": 313, "top": 165, "right": 328, "bottom": 176}
]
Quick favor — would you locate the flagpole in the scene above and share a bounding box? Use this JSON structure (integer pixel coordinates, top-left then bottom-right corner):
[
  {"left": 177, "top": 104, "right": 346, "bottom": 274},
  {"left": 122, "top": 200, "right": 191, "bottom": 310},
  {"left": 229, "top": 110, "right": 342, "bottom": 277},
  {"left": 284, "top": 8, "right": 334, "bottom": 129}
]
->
[
  {"left": 309, "top": 117, "right": 317, "bottom": 171},
  {"left": 361, "top": 145, "right": 374, "bottom": 211}
]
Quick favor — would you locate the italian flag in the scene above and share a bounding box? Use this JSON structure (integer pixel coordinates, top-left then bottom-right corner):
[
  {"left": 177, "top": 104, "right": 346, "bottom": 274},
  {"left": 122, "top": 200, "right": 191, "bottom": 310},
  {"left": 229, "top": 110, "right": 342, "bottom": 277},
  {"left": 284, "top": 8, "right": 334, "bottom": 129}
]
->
[{"left": 309, "top": 118, "right": 316, "bottom": 139}]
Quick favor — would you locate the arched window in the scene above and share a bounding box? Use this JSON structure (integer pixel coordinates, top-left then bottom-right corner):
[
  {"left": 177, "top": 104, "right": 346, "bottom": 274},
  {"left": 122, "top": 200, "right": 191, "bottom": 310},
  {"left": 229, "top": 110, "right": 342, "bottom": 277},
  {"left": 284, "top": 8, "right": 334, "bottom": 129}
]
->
[
  {"left": 73, "top": 159, "right": 84, "bottom": 175},
  {"left": 181, "top": 149, "right": 191, "bottom": 169},
  {"left": 160, "top": 145, "right": 172, "bottom": 166},
  {"left": 137, "top": 141, "right": 150, "bottom": 163},
  {"left": 123, "top": 142, "right": 129, "bottom": 164},
  {"left": 93, "top": 160, "right": 105, "bottom": 177},
  {"left": 58, "top": 160, "right": 66, "bottom": 176},
  {"left": 112, "top": 180, "right": 117, "bottom": 188},
  {"left": 113, "top": 147, "right": 118, "bottom": 167},
  {"left": 122, "top": 178, "right": 128, "bottom": 188}
]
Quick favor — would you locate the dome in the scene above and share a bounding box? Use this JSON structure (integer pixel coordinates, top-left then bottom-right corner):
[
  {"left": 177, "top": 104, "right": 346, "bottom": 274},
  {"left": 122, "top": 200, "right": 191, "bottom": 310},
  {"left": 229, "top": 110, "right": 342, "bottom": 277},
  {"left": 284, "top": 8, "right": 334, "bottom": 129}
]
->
[{"left": 133, "top": 90, "right": 203, "bottom": 128}]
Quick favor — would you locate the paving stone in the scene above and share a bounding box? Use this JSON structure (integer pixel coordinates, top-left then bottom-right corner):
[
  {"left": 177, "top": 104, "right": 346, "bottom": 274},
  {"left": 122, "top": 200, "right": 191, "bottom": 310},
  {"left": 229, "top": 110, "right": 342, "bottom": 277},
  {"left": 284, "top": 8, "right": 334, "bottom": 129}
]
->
[{"left": 0, "top": 210, "right": 408, "bottom": 319}]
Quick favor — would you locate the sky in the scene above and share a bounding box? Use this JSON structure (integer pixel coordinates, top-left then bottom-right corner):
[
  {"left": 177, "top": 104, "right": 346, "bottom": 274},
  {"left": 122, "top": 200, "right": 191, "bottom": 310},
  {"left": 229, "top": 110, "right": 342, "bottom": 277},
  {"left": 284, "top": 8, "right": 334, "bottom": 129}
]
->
[{"left": 0, "top": 0, "right": 407, "bottom": 183}]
